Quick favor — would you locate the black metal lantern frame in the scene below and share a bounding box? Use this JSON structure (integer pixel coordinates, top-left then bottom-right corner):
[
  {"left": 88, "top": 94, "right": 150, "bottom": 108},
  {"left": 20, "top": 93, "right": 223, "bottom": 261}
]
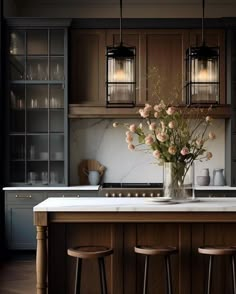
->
[
  {"left": 106, "top": 0, "right": 136, "bottom": 108},
  {"left": 106, "top": 45, "right": 136, "bottom": 108},
  {"left": 185, "top": 0, "right": 220, "bottom": 105},
  {"left": 186, "top": 45, "right": 220, "bottom": 104}
]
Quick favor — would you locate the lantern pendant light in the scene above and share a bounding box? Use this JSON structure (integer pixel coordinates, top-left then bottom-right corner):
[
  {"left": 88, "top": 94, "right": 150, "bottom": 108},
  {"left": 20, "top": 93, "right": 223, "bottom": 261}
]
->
[
  {"left": 106, "top": 0, "right": 136, "bottom": 107},
  {"left": 186, "top": 0, "right": 220, "bottom": 104}
]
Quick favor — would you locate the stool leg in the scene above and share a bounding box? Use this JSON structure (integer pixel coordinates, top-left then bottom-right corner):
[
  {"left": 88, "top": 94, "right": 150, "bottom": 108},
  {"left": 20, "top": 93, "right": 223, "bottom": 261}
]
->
[
  {"left": 98, "top": 257, "right": 108, "bottom": 294},
  {"left": 231, "top": 255, "right": 236, "bottom": 294},
  {"left": 206, "top": 255, "right": 213, "bottom": 294},
  {"left": 143, "top": 255, "right": 149, "bottom": 294},
  {"left": 165, "top": 255, "right": 173, "bottom": 294},
  {"left": 74, "top": 258, "right": 82, "bottom": 294}
]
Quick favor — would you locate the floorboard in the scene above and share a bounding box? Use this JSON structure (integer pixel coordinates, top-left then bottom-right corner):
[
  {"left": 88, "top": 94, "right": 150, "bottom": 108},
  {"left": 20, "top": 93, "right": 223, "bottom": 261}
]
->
[{"left": 0, "top": 252, "right": 36, "bottom": 294}]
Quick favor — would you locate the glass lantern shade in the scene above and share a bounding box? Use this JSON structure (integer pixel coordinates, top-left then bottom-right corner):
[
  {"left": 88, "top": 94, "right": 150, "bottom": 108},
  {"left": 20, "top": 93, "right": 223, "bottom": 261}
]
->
[
  {"left": 106, "top": 46, "right": 136, "bottom": 107},
  {"left": 186, "top": 46, "right": 220, "bottom": 104}
]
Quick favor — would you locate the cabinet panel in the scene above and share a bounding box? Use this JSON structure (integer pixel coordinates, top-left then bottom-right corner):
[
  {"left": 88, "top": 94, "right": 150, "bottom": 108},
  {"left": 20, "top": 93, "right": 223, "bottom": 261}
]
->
[
  {"left": 70, "top": 29, "right": 106, "bottom": 105},
  {"left": 143, "top": 30, "right": 188, "bottom": 105},
  {"left": 5, "top": 191, "right": 45, "bottom": 250}
]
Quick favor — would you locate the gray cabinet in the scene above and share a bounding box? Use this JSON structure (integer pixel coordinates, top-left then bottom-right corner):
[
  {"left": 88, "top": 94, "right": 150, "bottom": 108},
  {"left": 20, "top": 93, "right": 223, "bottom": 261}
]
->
[
  {"left": 6, "top": 19, "right": 70, "bottom": 186},
  {"left": 5, "top": 191, "right": 46, "bottom": 250},
  {"left": 4, "top": 189, "right": 99, "bottom": 249}
]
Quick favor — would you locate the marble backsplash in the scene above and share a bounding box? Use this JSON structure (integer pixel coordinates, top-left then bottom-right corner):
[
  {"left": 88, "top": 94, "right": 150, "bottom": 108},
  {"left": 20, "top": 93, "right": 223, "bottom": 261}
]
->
[{"left": 70, "top": 118, "right": 225, "bottom": 185}]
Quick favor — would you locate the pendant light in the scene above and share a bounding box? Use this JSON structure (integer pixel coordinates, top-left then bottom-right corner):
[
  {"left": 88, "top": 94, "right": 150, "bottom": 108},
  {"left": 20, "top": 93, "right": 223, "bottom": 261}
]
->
[
  {"left": 106, "top": 0, "right": 136, "bottom": 107},
  {"left": 186, "top": 0, "right": 220, "bottom": 104}
]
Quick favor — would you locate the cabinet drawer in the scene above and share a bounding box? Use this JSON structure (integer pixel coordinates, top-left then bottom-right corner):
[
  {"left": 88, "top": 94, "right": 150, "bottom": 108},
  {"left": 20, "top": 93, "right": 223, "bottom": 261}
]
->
[
  {"left": 47, "top": 191, "right": 99, "bottom": 197},
  {"left": 5, "top": 192, "right": 45, "bottom": 204},
  {"left": 47, "top": 191, "right": 81, "bottom": 198}
]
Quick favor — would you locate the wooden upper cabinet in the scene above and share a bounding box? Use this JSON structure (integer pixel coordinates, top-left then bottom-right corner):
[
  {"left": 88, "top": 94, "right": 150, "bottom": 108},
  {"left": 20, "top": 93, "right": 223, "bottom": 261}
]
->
[
  {"left": 189, "top": 29, "right": 226, "bottom": 104},
  {"left": 70, "top": 29, "right": 106, "bottom": 105},
  {"left": 139, "top": 30, "right": 189, "bottom": 106}
]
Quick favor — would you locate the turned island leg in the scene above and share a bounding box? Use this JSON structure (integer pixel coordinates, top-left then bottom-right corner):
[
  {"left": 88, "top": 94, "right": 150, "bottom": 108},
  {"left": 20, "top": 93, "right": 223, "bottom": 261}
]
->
[{"left": 36, "top": 225, "right": 48, "bottom": 294}]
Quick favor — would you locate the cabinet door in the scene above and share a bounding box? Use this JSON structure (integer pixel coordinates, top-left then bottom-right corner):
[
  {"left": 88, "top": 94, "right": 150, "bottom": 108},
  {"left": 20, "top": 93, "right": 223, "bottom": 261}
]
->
[
  {"left": 70, "top": 29, "right": 106, "bottom": 106},
  {"left": 5, "top": 191, "right": 45, "bottom": 250},
  {"left": 189, "top": 29, "right": 225, "bottom": 104},
  {"left": 140, "top": 29, "right": 189, "bottom": 106}
]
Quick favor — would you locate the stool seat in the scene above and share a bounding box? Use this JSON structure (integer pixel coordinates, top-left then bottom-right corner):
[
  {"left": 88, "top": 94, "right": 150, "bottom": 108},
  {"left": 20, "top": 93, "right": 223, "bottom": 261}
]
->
[
  {"left": 198, "top": 246, "right": 236, "bottom": 256},
  {"left": 67, "top": 246, "right": 113, "bottom": 259},
  {"left": 135, "top": 245, "right": 178, "bottom": 294},
  {"left": 135, "top": 245, "right": 177, "bottom": 256},
  {"left": 198, "top": 245, "right": 236, "bottom": 294},
  {"left": 67, "top": 245, "right": 113, "bottom": 294}
]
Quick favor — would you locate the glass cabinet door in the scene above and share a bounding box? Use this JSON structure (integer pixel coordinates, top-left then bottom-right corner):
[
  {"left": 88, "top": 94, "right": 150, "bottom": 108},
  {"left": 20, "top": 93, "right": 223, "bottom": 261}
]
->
[{"left": 8, "top": 27, "right": 67, "bottom": 186}]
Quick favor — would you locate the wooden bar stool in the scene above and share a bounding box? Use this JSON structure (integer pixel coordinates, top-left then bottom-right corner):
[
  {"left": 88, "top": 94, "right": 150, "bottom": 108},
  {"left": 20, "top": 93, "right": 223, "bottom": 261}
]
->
[
  {"left": 198, "top": 246, "right": 236, "bottom": 294},
  {"left": 134, "top": 245, "right": 177, "bottom": 294},
  {"left": 67, "top": 245, "right": 113, "bottom": 294}
]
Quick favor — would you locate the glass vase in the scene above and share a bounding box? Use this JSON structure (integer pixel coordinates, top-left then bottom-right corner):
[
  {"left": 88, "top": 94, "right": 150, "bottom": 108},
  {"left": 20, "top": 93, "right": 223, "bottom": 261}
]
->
[{"left": 163, "top": 162, "right": 193, "bottom": 200}]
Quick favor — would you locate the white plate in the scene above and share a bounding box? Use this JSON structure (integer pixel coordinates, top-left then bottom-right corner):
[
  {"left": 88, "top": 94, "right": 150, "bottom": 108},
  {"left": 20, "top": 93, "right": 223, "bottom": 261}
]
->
[{"left": 146, "top": 197, "right": 172, "bottom": 203}]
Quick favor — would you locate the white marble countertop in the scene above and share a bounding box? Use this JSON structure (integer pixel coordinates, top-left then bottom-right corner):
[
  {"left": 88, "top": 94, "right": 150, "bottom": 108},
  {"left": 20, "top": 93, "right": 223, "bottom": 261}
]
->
[
  {"left": 3, "top": 185, "right": 100, "bottom": 191},
  {"left": 4, "top": 185, "right": 236, "bottom": 191},
  {"left": 33, "top": 197, "right": 236, "bottom": 212}
]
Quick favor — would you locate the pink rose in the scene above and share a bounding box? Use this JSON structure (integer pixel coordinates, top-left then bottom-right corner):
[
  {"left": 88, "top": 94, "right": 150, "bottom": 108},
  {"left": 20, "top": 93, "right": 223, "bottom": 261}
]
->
[
  {"left": 166, "top": 107, "right": 176, "bottom": 115},
  {"left": 126, "top": 136, "right": 133, "bottom": 143},
  {"left": 154, "top": 104, "right": 163, "bottom": 112},
  {"left": 196, "top": 139, "right": 204, "bottom": 146},
  {"left": 153, "top": 150, "right": 161, "bottom": 159},
  {"left": 145, "top": 135, "right": 154, "bottom": 145},
  {"left": 156, "top": 132, "right": 168, "bottom": 142},
  {"left": 128, "top": 144, "right": 135, "bottom": 151},
  {"left": 206, "top": 152, "right": 213, "bottom": 160},
  {"left": 168, "top": 145, "right": 177, "bottom": 155},
  {"left": 129, "top": 124, "right": 137, "bottom": 132},
  {"left": 206, "top": 116, "right": 212, "bottom": 123},
  {"left": 139, "top": 109, "right": 149, "bottom": 118},
  {"left": 180, "top": 147, "right": 189, "bottom": 156},
  {"left": 154, "top": 111, "right": 160, "bottom": 118},
  {"left": 149, "top": 122, "right": 157, "bottom": 131},
  {"left": 113, "top": 122, "right": 118, "bottom": 128},
  {"left": 208, "top": 132, "right": 216, "bottom": 140},
  {"left": 144, "top": 103, "right": 152, "bottom": 112},
  {"left": 168, "top": 121, "right": 176, "bottom": 129}
]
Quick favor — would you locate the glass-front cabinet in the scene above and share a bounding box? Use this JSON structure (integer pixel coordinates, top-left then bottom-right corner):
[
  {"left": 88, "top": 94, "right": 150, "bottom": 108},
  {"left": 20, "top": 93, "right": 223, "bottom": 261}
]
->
[{"left": 7, "top": 23, "right": 68, "bottom": 186}]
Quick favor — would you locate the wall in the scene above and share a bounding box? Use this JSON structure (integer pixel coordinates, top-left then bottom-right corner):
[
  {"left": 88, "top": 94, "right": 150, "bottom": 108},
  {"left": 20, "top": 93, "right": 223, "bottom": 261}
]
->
[{"left": 70, "top": 118, "right": 225, "bottom": 186}]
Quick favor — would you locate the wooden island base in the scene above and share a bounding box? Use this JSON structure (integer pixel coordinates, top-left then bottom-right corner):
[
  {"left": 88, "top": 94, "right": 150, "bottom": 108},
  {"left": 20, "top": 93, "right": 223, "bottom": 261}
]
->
[{"left": 34, "top": 210, "right": 236, "bottom": 294}]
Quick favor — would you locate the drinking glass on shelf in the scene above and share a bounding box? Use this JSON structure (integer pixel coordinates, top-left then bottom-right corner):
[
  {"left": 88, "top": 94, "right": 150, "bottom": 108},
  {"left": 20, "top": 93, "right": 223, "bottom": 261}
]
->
[
  {"left": 50, "top": 171, "right": 58, "bottom": 184},
  {"left": 28, "top": 171, "right": 37, "bottom": 185},
  {"left": 41, "top": 171, "right": 48, "bottom": 185}
]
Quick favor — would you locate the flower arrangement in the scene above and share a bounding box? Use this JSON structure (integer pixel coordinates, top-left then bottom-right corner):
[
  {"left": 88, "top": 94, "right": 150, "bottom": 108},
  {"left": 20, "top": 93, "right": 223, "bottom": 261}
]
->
[{"left": 113, "top": 101, "right": 216, "bottom": 198}]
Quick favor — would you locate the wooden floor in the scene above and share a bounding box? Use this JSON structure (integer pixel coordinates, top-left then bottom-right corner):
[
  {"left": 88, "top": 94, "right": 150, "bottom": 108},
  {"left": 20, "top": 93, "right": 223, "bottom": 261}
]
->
[{"left": 0, "top": 252, "right": 36, "bottom": 294}]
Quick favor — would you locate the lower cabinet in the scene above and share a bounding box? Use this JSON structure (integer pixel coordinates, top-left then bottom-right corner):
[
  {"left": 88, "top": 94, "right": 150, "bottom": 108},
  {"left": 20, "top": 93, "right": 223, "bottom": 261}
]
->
[
  {"left": 5, "top": 191, "right": 46, "bottom": 250},
  {"left": 5, "top": 189, "right": 100, "bottom": 250}
]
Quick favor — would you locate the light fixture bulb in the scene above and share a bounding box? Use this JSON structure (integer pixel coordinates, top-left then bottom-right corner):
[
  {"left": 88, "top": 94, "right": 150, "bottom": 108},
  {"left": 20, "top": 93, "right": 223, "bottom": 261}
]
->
[{"left": 113, "top": 69, "right": 127, "bottom": 81}]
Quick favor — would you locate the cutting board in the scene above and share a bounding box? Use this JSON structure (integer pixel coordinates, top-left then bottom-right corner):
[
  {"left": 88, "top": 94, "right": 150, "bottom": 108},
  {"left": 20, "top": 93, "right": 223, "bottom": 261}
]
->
[{"left": 78, "top": 159, "right": 105, "bottom": 185}]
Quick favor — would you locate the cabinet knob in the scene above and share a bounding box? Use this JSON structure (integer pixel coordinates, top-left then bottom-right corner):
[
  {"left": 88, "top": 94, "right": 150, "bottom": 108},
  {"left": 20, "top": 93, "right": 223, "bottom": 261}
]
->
[
  {"left": 135, "top": 193, "right": 139, "bottom": 197},
  {"left": 105, "top": 193, "right": 109, "bottom": 197},
  {"left": 15, "top": 194, "right": 32, "bottom": 199},
  {"left": 111, "top": 193, "right": 116, "bottom": 197},
  {"left": 118, "top": 193, "right": 122, "bottom": 197},
  {"left": 127, "top": 193, "right": 131, "bottom": 197}
]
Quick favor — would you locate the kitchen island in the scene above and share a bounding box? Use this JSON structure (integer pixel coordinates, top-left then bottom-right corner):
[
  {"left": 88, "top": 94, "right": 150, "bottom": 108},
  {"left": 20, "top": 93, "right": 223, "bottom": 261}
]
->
[{"left": 34, "top": 197, "right": 236, "bottom": 294}]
